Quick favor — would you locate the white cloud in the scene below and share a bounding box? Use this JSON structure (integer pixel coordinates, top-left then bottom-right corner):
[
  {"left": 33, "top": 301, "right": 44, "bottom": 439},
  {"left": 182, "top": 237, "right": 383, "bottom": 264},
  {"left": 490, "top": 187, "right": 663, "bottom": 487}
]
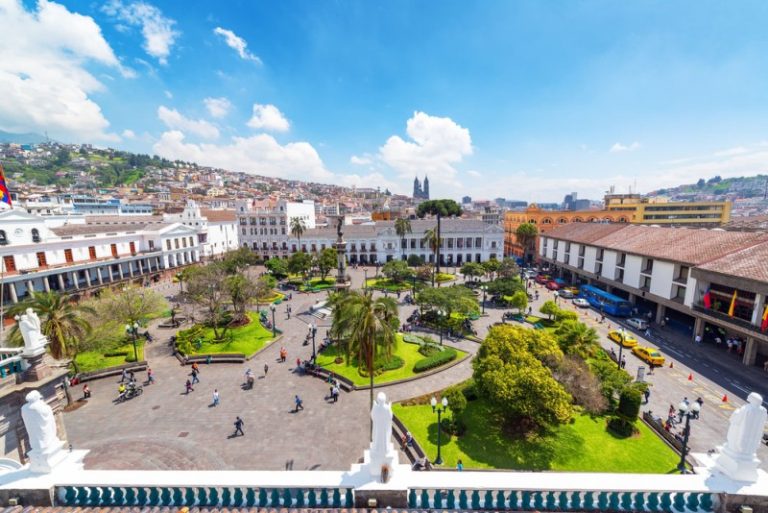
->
[
  {"left": 609, "top": 141, "right": 641, "bottom": 153},
  {"left": 0, "top": 0, "right": 122, "bottom": 141},
  {"left": 213, "top": 27, "right": 261, "bottom": 63},
  {"left": 378, "top": 111, "right": 472, "bottom": 188},
  {"left": 338, "top": 172, "right": 400, "bottom": 192},
  {"left": 466, "top": 170, "right": 482, "bottom": 178},
  {"left": 103, "top": 0, "right": 179, "bottom": 65},
  {"left": 204, "top": 97, "right": 232, "bottom": 118},
  {"left": 350, "top": 155, "right": 372, "bottom": 166},
  {"left": 713, "top": 146, "right": 748, "bottom": 157},
  {"left": 247, "top": 103, "right": 290, "bottom": 132},
  {"left": 157, "top": 106, "right": 219, "bottom": 139},
  {"left": 122, "top": 129, "right": 136, "bottom": 139},
  {"left": 153, "top": 130, "right": 332, "bottom": 181}
]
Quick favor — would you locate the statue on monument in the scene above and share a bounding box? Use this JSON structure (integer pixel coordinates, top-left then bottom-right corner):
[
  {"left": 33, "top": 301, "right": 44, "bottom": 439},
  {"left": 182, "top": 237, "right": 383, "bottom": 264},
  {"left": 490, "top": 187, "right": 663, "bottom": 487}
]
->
[
  {"left": 724, "top": 392, "right": 767, "bottom": 457},
  {"left": 370, "top": 392, "right": 393, "bottom": 456},
  {"left": 16, "top": 308, "right": 48, "bottom": 355},
  {"left": 336, "top": 216, "right": 344, "bottom": 239},
  {"left": 21, "top": 390, "right": 62, "bottom": 454}
]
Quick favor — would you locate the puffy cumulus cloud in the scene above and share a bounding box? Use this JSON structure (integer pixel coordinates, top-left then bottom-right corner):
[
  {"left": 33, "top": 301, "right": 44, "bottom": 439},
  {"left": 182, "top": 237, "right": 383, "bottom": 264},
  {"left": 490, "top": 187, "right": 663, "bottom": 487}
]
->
[
  {"left": 350, "top": 154, "right": 373, "bottom": 166},
  {"left": 203, "top": 97, "right": 232, "bottom": 118},
  {"left": 157, "top": 106, "right": 219, "bottom": 139},
  {"left": 379, "top": 111, "right": 472, "bottom": 187},
  {"left": 103, "top": 0, "right": 179, "bottom": 65},
  {"left": 0, "top": 0, "right": 123, "bottom": 141},
  {"left": 609, "top": 141, "right": 641, "bottom": 153},
  {"left": 337, "top": 172, "right": 401, "bottom": 192},
  {"left": 122, "top": 129, "right": 136, "bottom": 139},
  {"left": 153, "top": 130, "right": 332, "bottom": 181},
  {"left": 213, "top": 27, "right": 261, "bottom": 63},
  {"left": 247, "top": 103, "right": 290, "bottom": 132}
]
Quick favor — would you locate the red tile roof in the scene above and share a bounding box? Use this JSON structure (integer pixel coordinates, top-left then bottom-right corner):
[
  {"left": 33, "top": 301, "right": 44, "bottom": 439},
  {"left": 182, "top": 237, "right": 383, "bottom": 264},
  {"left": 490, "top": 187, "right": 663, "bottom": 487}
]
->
[
  {"left": 202, "top": 209, "right": 237, "bottom": 222},
  {"left": 696, "top": 240, "right": 768, "bottom": 284}
]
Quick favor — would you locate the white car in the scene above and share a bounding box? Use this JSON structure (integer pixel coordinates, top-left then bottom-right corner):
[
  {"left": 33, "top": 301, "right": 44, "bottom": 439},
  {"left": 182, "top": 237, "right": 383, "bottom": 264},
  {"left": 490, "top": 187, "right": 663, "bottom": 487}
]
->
[
  {"left": 627, "top": 318, "right": 649, "bottom": 330},
  {"left": 572, "top": 298, "right": 590, "bottom": 308}
]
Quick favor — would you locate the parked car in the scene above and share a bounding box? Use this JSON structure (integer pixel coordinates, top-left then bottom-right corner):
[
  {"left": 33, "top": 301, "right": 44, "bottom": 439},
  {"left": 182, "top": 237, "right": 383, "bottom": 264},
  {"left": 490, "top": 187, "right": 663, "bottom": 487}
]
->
[
  {"left": 626, "top": 317, "right": 649, "bottom": 331},
  {"left": 632, "top": 346, "right": 665, "bottom": 366},
  {"left": 572, "top": 298, "right": 590, "bottom": 308},
  {"left": 535, "top": 275, "right": 550, "bottom": 285},
  {"left": 558, "top": 289, "right": 574, "bottom": 299},
  {"left": 564, "top": 286, "right": 580, "bottom": 295},
  {"left": 608, "top": 330, "right": 638, "bottom": 348},
  {"left": 546, "top": 280, "right": 561, "bottom": 290}
]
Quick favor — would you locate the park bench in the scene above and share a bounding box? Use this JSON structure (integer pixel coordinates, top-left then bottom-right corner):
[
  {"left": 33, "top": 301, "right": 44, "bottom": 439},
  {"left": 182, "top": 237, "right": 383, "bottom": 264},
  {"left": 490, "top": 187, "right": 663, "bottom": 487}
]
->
[
  {"left": 643, "top": 411, "right": 684, "bottom": 452},
  {"left": 183, "top": 353, "right": 246, "bottom": 365},
  {"left": 74, "top": 361, "right": 148, "bottom": 384}
]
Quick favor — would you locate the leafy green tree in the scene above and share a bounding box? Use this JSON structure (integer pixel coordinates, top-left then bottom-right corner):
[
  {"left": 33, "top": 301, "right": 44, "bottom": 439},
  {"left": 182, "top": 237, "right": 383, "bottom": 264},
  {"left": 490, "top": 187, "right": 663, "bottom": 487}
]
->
[
  {"left": 225, "top": 274, "right": 257, "bottom": 323},
  {"left": 460, "top": 262, "right": 485, "bottom": 282},
  {"left": 589, "top": 357, "right": 633, "bottom": 409},
  {"left": 221, "top": 247, "right": 259, "bottom": 274},
  {"left": 407, "top": 254, "right": 424, "bottom": 267},
  {"left": 394, "top": 217, "right": 412, "bottom": 260},
  {"left": 314, "top": 248, "right": 338, "bottom": 281},
  {"left": 482, "top": 258, "right": 501, "bottom": 280},
  {"left": 416, "top": 285, "right": 479, "bottom": 318},
  {"left": 554, "top": 319, "right": 599, "bottom": 357},
  {"left": 417, "top": 199, "right": 462, "bottom": 279},
  {"left": 265, "top": 257, "right": 288, "bottom": 279},
  {"left": 539, "top": 300, "right": 559, "bottom": 320},
  {"left": 483, "top": 324, "right": 562, "bottom": 364},
  {"left": 329, "top": 291, "right": 399, "bottom": 411},
  {"left": 290, "top": 217, "right": 308, "bottom": 249},
  {"left": 554, "top": 308, "right": 578, "bottom": 323},
  {"left": 7, "top": 291, "right": 95, "bottom": 364},
  {"left": 253, "top": 275, "right": 275, "bottom": 313},
  {"left": 473, "top": 325, "right": 572, "bottom": 432},
  {"left": 55, "top": 148, "right": 71, "bottom": 166},
  {"left": 515, "top": 222, "right": 538, "bottom": 264},
  {"left": 381, "top": 260, "right": 412, "bottom": 283},
  {"left": 288, "top": 251, "right": 312, "bottom": 278},
  {"left": 509, "top": 290, "right": 528, "bottom": 313},
  {"left": 415, "top": 264, "right": 433, "bottom": 282},
  {"left": 497, "top": 258, "right": 521, "bottom": 279},
  {"left": 422, "top": 227, "right": 441, "bottom": 284},
  {"left": 185, "top": 265, "right": 231, "bottom": 341},
  {"left": 486, "top": 277, "right": 524, "bottom": 298}
]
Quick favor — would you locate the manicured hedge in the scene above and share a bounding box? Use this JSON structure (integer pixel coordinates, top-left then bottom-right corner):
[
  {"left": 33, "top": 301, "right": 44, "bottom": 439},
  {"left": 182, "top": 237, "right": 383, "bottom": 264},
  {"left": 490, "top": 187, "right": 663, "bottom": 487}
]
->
[{"left": 413, "top": 347, "right": 458, "bottom": 373}]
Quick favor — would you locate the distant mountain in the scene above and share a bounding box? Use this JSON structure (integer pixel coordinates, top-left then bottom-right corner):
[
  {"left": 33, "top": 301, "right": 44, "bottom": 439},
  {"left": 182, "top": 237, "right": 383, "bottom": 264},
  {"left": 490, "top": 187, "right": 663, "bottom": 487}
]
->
[
  {"left": 648, "top": 174, "right": 768, "bottom": 200},
  {"left": 0, "top": 130, "right": 48, "bottom": 144}
]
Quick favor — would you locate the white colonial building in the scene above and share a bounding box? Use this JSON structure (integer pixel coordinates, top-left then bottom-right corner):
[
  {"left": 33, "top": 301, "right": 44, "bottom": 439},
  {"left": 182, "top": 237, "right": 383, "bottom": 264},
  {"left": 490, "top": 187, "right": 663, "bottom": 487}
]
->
[
  {"left": 163, "top": 200, "right": 239, "bottom": 259},
  {"left": 0, "top": 209, "right": 200, "bottom": 326},
  {"left": 235, "top": 199, "right": 316, "bottom": 257},
  {"left": 538, "top": 223, "right": 768, "bottom": 368}
]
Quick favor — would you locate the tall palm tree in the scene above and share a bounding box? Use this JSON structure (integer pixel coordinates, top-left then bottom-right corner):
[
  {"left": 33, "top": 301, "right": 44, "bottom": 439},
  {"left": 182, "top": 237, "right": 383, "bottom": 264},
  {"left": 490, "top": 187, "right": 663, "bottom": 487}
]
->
[
  {"left": 422, "top": 227, "right": 441, "bottom": 286},
  {"left": 290, "top": 217, "right": 308, "bottom": 252},
  {"left": 394, "top": 217, "right": 412, "bottom": 260},
  {"left": 330, "top": 290, "right": 399, "bottom": 413},
  {"left": 515, "top": 222, "right": 539, "bottom": 264},
  {"left": 7, "top": 291, "right": 94, "bottom": 363}
]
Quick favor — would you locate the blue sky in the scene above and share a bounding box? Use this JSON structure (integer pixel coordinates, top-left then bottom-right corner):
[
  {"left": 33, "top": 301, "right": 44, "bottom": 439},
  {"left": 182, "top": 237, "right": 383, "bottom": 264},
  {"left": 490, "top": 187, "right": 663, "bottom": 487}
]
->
[{"left": 2, "top": 0, "right": 768, "bottom": 201}]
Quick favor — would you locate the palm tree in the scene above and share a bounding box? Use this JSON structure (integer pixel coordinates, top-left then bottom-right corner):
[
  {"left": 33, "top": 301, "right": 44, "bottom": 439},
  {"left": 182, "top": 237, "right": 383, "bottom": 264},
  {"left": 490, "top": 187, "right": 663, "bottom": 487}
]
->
[
  {"left": 329, "top": 290, "right": 399, "bottom": 413},
  {"left": 555, "top": 319, "right": 599, "bottom": 357},
  {"left": 394, "top": 217, "right": 412, "bottom": 260},
  {"left": 416, "top": 199, "right": 462, "bottom": 279},
  {"left": 7, "top": 291, "right": 94, "bottom": 364},
  {"left": 290, "top": 217, "right": 308, "bottom": 252},
  {"left": 515, "top": 222, "right": 539, "bottom": 264},
  {"left": 422, "top": 227, "right": 441, "bottom": 286}
]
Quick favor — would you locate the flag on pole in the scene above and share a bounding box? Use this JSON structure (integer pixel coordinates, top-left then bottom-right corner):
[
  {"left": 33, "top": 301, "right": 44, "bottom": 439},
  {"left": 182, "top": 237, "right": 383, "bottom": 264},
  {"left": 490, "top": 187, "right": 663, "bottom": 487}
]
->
[
  {"left": 0, "top": 163, "right": 11, "bottom": 208},
  {"left": 761, "top": 305, "right": 768, "bottom": 332},
  {"left": 727, "top": 290, "right": 738, "bottom": 317},
  {"left": 702, "top": 288, "right": 712, "bottom": 309}
]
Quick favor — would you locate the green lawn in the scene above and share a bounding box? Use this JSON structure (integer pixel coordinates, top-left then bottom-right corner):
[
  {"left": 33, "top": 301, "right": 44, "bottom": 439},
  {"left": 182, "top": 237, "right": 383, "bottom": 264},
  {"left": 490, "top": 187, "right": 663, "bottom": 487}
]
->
[
  {"left": 256, "top": 291, "right": 285, "bottom": 304},
  {"left": 365, "top": 278, "right": 415, "bottom": 292},
  {"left": 294, "top": 277, "right": 336, "bottom": 292},
  {"left": 75, "top": 340, "right": 145, "bottom": 373},
  {"left": 185, "top": 312, "right": 274, "bottom": 356},
  {"left": 315, "top": 334, "right": 467, "bottom": 386},
  {"left": 435, "top": 272, "right": 457, "bottom": 283},
  {"left": 393, "top": 399, "right": 680, "bottom": 473}
]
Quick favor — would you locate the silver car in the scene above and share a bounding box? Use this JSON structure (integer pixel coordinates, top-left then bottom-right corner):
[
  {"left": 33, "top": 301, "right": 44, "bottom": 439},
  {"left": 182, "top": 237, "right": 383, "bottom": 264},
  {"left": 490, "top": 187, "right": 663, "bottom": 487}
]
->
[
  {"left": 627, "top": 318, "right": 648, "bottom": 330},
  {"left": 572, "top": 298, "right": 590, "bottom": 308}
]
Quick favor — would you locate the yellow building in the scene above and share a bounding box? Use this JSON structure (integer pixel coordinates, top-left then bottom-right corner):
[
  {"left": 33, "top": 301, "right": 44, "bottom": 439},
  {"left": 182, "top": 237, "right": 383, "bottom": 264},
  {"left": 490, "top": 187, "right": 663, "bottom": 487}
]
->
[{"left": 504, "top": 194, "right": 731, "bottom": 257}]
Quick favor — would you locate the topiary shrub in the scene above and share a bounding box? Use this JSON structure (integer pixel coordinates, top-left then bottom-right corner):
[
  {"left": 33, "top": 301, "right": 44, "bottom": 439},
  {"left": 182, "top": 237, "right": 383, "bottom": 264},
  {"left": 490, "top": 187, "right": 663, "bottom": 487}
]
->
[
  {"left": 443, "top": 385, "right": 468, "bottom": 418},
  {"left": 413, "top": 347, "right": 458, "bottom": 373},
  {"left": 607, "top": 416, "right": 637, "bottom": 437},
  {"left": 418, "top": 344, "right": 440, "bottom": 357},
  {"left": 618, "top": 386, "right": 643, "bottom": 419}
]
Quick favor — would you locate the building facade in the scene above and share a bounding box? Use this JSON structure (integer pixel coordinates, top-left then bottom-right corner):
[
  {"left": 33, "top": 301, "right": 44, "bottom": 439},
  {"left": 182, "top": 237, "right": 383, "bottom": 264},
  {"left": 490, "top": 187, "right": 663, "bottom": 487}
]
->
[
  {"left": 505, "top": 195, "right": 732, "bottom": 257},
  {"left": 537, "top": 223, "right": 768, "bottom": 368},
  {"left": 235, "top": 199, "right": 315, "bottom": 260},
  {"left": 164, "top": 200, "right": 239, "bottom": 258},
  {"left": 0, "top": 209, "right": 200, "bottom": 326}
]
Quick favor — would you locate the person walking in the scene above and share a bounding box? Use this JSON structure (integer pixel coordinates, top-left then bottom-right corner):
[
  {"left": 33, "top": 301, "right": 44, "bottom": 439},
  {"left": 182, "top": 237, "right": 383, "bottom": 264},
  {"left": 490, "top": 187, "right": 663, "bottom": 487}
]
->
[
  {"left": 212, "top": 389, "right": 220, "bottom": 407},
  {"left": 191, "top": 362, "right": 200, "bottom": 374},
  {"left": 146, "top": 368, "right": 155, "bottom": 385},
  {"left": 185, "top": 379, "right": 194, "bottom": 394},
  {"left": 456, "top": 459, "right": 464, "bottom": 471},
  {"left": 294, "top": 395, "right": 304, "bottom": 412},
  {"left": 233, "top": 416, "right": 245, "bottom": 436},
  {"left": 332, "top": 385, "right": 340, "bottom": 403},
  {"left": 694, "top": 397, "right": 703, "bottom": 419},
  {"left": 264, "top": 363, "right": 269, "bottom": 377},
  {"left": 643, "top": 388, "right": 650, "bottom": 404},
  {"left": 620, "top": 355, "right": 627, "bottom": 369},
  {"left": 191, "top": 368, "right": 200, "bottom": 384},
  {"left": 120, "top": 368, "right": 128, "bottom": 383}
]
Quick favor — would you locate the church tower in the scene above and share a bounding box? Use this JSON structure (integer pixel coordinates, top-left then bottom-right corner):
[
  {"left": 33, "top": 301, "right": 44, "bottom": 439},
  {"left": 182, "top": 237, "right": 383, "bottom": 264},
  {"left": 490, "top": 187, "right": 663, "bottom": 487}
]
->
[
  {"left": 423, "top": 175, "right": 430, "bottom": 199},
  {"left": 413, "top": 177, "right": 422, "bottom": 198}
]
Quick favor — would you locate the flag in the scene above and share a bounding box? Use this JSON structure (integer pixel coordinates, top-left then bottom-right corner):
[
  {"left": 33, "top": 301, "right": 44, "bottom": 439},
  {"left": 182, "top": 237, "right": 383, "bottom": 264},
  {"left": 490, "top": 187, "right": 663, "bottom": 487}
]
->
[
  {"left": 0, "top": 163, "right": 11, "bottom": 208},
  {"left": 727, "top": 290, "right": 737, "bottom": 317},
  {"left": 761, "top": 305, "right": 768, "bottom": 332},
  {"left": 702, "top": 288, "right": 712, "bottom": 309}
]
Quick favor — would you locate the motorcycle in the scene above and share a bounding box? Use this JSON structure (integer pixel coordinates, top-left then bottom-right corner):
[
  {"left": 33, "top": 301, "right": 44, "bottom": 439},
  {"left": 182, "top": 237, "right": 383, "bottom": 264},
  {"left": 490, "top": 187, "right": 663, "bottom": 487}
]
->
[{"left": 117, "top": 384, "right": 143, "bottom": 403}]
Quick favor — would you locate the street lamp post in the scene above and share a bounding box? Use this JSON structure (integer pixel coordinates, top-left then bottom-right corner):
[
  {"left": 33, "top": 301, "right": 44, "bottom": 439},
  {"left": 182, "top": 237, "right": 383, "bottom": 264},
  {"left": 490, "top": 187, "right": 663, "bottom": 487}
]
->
[
  {"left": 617, "top": 328, "right": 625, "bottom": 370},
  {"left": 677, "top": 401, "right": 701, "bottom": 473},
  {"left": 125, "top": 322, "right": 140, "bottom": 362},
  {"left": 430, "top": 396, "right": 449, "bottom": 465},
  {"left": 437, "top": 309, "right": 445, "bottom": 345},
  {"left": 411, "top": 274, "right": 417, "bottom": 296},
  {"left": 270, "top": 305, "right": 276, "bottom": 337},
  {"left": 481, "top": 285, "right": 487, "bottom": 315},
  {"left": 364, "top": 268, "right": 368, "bottom": 292},
  {"left": 310, "top": 321, "right": 317, "bottom": 362}
]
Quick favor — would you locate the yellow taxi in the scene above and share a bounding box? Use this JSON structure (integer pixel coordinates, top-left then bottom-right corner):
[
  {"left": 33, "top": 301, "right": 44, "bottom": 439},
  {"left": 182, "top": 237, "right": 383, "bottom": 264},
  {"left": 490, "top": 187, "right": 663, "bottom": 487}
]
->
[
  {"left": 608, "top": 330, "right": 638, "bottom": 348},
  {"left": 632, "top": 346, "right": 665, "bottom": 366},
  {"left": 564, "top": 286, "right": 580, "bottom": 295}
]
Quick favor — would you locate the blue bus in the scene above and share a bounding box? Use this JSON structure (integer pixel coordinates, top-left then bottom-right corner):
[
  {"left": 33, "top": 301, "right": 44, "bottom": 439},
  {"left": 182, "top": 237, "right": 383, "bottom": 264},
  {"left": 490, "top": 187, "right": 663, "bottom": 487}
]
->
[{"left": 578, "top": 285, "right": 633, "bottom": 317}]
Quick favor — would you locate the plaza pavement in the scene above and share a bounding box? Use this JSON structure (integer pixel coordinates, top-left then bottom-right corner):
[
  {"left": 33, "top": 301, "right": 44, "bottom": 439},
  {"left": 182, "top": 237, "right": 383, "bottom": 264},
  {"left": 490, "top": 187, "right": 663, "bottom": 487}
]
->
[{"left": 63, "top": 266, "right": 767, "bottom": 471}]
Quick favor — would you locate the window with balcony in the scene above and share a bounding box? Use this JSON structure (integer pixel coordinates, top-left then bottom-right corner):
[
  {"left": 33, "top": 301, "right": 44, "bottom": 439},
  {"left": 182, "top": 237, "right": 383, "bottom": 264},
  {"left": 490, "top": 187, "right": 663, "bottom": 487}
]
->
[
  {"left": 465, "top": 237, "right": 472, "bottom": 248},
  {"left": 0, "top": 230, "right": 6, "bottom": 246},
  {"left": 553, "top": 241, "right": 559, "bottom": 250},
  {"left": 579, "top": 245, "right": 585, "bottom": 256},
  {"left": 596, "top": 248, "right": 604, "bottom": 261},
  {"left": 3, "top": 255, "right": 16, "bottom": 272},
  {"left": 615, "top": 268, "right": 624, "bottom": 282},
  {"left": 447, "top": 238, "right": 454, "bottom": 249},
  {"left": 642, "top": 258, "right": 653, "bottom": 274},
  {"left": 675, "top": 265, "right": 689, "bottom": 282},
  {"left": 577, "top": 257, "right": 584, "bottom": 269},
  {"left": 36, "top": 251, "right": 47, "bottom": 268},
  {"left": 475, "top": 237, "right": 482, "bottom": 248},
  {"left": 673, "top": 285, "right": 686, "bottom": 301},
  {"left": 617, "top": 252, "right": 626, "bottom": 267},
  {"left": 596, "top": 263, "right": 603, "bottom": 275},
  {"left": 641, "top": 275, "right": 651, "bottom": 290},
  {"left": 31, "top": 228, "right": 41, "bottom": 243},
  {"left": 565, "top": 242, "right": 571, "bottom": 253}
]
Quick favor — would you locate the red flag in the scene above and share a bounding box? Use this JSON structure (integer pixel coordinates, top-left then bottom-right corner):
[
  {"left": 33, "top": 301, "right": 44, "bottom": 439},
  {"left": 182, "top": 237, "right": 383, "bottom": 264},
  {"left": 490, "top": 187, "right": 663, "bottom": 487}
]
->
[
  {"left": 0, "top": 163, "right": 11, "bottom": 208},
  {"left": 761, "top": 305, "right": 768, "bottom": 332},
  {"left": 702, "top": 288, "right": 712, "bottom": 309}
]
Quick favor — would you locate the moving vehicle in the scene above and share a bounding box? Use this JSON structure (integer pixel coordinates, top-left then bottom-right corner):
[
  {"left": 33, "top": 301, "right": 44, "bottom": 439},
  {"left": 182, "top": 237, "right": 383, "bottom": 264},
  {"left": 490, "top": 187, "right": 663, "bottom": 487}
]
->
[
  {"left": 558, "top": 289, "right": 574, "bottom": 299},
  {"left": 608, "top": 330, "right": 638, "bottom": 347},
  {"left": 627, "top": 318, "right": 649, "bottom": 330},
  {"left": 578, "top": 285, "right": 633, "bottom": 317},
  {"left": 546, "top": 280, "right": 561, "bottom": 291},
  {"left": 572, "top": 298, "right": 590, "bottom": 308},
  {"left": 563, "top": 286, "right": 580, "bottom": 295},
  {"left": 632, "top": 346, "right": 665, "bottom": 366},
  {"left": 535, "top": 275, "right": 550, "bottom": 285}
]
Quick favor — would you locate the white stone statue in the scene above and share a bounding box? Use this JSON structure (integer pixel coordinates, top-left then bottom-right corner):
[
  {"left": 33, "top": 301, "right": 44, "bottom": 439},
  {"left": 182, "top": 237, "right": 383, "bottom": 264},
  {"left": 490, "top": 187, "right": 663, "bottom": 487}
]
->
[
  {"left": 371, "top": 392, "right": 394, "bottom": 456},
  {"left": 20, "top": 390, "right": 67, "bottom": 472},
  {"left": 714, "top": 392, "right": 767, "bottom": 482},
  {"left": 16, "top": 308, "right": 48, "bottom": 356}
]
